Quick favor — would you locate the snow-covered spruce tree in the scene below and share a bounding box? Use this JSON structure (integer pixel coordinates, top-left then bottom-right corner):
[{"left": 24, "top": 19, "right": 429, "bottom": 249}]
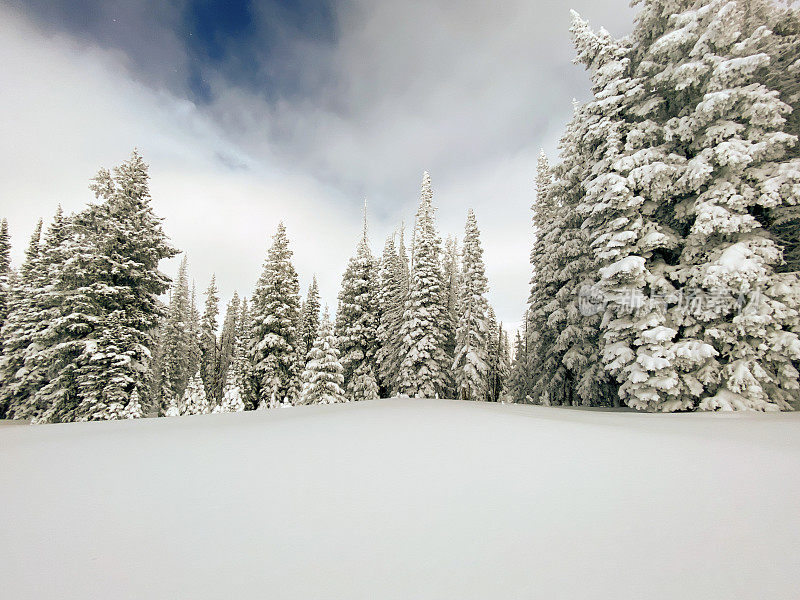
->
[
  {"left": 453, "top": 209, "right": 490, "bottom": 401},
  {"left": 164, "top": 395, "right": 180, "bottom": 417},
  {"left": 0, "top": 218, "right": 10, "bottom": 272},
  {"left": 199, "top": 275, "right": 220, "bottom": 404},
  {"left": 299, "top": 307, "right": 346, "bottom": 405},
  {"left": 440, "top": 234, "right": 460, "bottom": 398},
  {"left": 0, "top": 208, "right": 70, "bottom": 420},
  {"left": 237, "top": 297, "right": 257, "bottom": 409},
  {"left": 335, "top": 203, "right": 380, "bottom": 401},
  {"left": 508, "top": 327, "right": 530, "bottom": 403},
  {"left": 497, "top": 323, "right": 512, "bottom": 402},
  {"left": 397, "top": 172, "right": 450, "bottom": 398},
  {"left": 397, "top": 222, "right": 410, "bottom": 295},
  {"left": 215, "top": 292, "right": 240, "bottom": 400},
  {"left": 485, "top": 308, "right": 500, "bottom": 401},
  {"left": 12, "top": 152, "right": 176, "bottom": 422},
  {"left": 125, "top": 389, "right": 143, "bottom": 419},
  {"left": 375, "top": 234, "right": 406, "bottom": 396},
  {"left": 69, "top": 151, "right": 176, "bottom": 420},
  {"left": 568, "top": 10, "right": 666, "bottom": 410},
  {"left": 181, "top": 370, "right": 209, "bottom": 415},
  {"left": 601, "top": 0, "right": 800, "bottom": 410},
  {"left": 21, "top": 219, "right": 42, "bottom": 281},
  {"left": 214, "top": 295, "right": 248, "bottom": 414},
  {"left": 158, "top": 255, "right": 193, "bottom": 411},
  {"left": 249, "top": 223, "right": 301, "bottom": 407},
  {"left": 188, "top": 283, "right": 202, "bottom": 384},
  {"left": 526, "top": 149, "right": 572, "bottom": 406},
  {"left": 216, "top": 365, "right": 246, "bottom": 413},
  {"left": 298, "top": 276, "right": 321, "bottom": 366},
  {"left": 760, "top": 1, "right": 800, "bottom": 271},
  {"left": 0, "top": 218, "right": 11, "bottom": 338}
]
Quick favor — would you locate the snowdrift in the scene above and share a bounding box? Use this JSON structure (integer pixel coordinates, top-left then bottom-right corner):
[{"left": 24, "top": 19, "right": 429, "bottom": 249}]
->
[{"left": 1, "top": 399, "right": 799, "bottom": 599}]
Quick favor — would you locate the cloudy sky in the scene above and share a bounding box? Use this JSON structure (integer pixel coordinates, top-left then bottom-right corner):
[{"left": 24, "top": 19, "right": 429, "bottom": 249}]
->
[{"left": 0, "top": 0, "right": 636, "bottom": 326}]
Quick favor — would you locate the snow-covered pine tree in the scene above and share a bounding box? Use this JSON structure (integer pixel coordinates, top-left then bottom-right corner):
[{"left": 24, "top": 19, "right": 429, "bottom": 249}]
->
[
  {"left": 507, "top": 327, "right": 529, "bottom": 403},
  {"left": 760, "top": 1, "right": 800, "bottom": 271},
  {"left": 527, "top": 149, "right": 570, "bottom": 406},
  {"left": 215, "top": 294, "right": 248, "bottom": 413},
  {"left": 0, "top": 218, "right": 11, "bottom": 335},
  {"left": 158, "top": 255, "right": 193, "bottom": 411},
  {"left": 485, "top": 308, "right": 500, "bottom": 401},
  {"left": 67, "top": 151, "right": 176, "bottom": 420},
  {"left": 397, "top": 172, "right": 450, "bottom": 398},
  {"left": 298, "top": 276, "right": 321, "bottom": 365},
  {"left": 22, "top": 219, "right": 42, "bottom": 280},
  {"left": 216, "top": 368, "right": 246, "bottom": 412},
  {"left": 164, "top": 395, "right": 180, "bottom": 417},
  {"left": 299, "top": 307, "right": 346, "bottom": 405},
  {"left": 453, "top": 209, "right": 490, "bottom": 401},
  {"left": 215, "top": 292, "right": 240, "bottom": 400},
  {"left": 125, "top": 389, "right": 143, "bottom": 419},
  {"left": 181, "top": 370, "right": 209, "bottom": 415},
  {"left": 237, "top": 297, "right": 257, "bottom": 409},
  {"left": 199, "top": 275, "right": 220, "bottom": 404},
  {"left": 249, "top": 223, "right": 301, "bottom": 407},
  {"left": 375, "top": 234, "right": 406, "bottom": 396},
  {"left": 584, "top": 0, "right": 800, "bottom": 410},
  {"left": 566, "top": 10, "right": 656, "bottom": 410},
  {"left": 335, "top": 202, "right": 380, "bottom": 401},
  {"left": 497, "top": 323, "right": 512, "bottom": 402},
  {"left": 7, "top": 152, "right": 176, "bottom": 422},
  {"left": 397, "top": 222, "right": 410, "bottom": 295},
  {"left": 440, "top": 234, "right": 460, "bottom": 398},
  {"left": 187, "top": 283, "right": 202, "bottom": 383},
  {"left": 0, "top": 208, "right": 70, "bottom": 420}
]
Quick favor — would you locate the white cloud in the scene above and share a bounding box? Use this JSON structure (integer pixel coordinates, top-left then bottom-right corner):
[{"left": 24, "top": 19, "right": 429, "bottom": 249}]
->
[
  {"left": 0, "top": 0, "right": 636, "bottom": 324},
  {"left": 0, "top": 6, "right": 357, "bottom": 311}
]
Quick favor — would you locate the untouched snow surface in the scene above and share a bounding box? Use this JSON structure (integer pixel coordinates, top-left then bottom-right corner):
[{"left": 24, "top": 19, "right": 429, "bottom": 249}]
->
[{"left": 2, "top": 398, "right": 799, "bottom": 599}]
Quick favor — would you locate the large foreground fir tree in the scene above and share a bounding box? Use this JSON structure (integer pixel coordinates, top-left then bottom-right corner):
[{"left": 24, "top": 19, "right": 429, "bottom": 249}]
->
[{"left": 1, "top": 151, "right": 176, "bottom": 421}]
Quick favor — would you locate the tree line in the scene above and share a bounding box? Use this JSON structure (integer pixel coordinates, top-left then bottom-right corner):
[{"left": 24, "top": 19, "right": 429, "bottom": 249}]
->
[
  {"left": 0, "top": 161, "right": 511, "bottom": 421},
  {"left": 2, "top": 0, "right": 799, "bottom": 419}
]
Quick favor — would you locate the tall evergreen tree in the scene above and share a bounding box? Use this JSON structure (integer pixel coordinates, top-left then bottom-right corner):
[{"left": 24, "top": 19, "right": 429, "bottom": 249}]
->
[
  {"left": 440, "top": 234, "right": 460, "bottom": 398},
  {"left": 237, "top": 297, "right": 257, "bottom": 409},
  {"left": 182, "top": 370, "right": 209, "bottom": 415},
  {"left": 453, "top": 210, "right": 490, "bottom": 401},
  {"left": 68, "top": 151, "right": 176, "bottom": 420},
  {"left": 0, "top": 218, "right": 11, "bottom": 334},
  {"left": 299, "top": 308, "right": 346, "bottom": 405},
  {"left": 158, "top": 256, "right": 193, "bottom": 411},
  {"left": 0, "top": 208, "right": 70, "bottom": 419},
  {"left": 0, "top": 218, "right": 10, "bottom": 274},
  {"left": 508, "top": 327, "right": 530, "bottom": 403},
  {"left": 22, "top": 219, "right": 43, "bottom": 280},
  {"left": 298, "top": 276, "right": 322, "bottom": 364},
  {"left": 8, "top": 152, "right": 176, "bottom": 422},
  {"left": 397, "top": 172, "right": 450, "bottom": 398},
  {"left": 249, "top": 223, "right": 301, "bottom": 407},
  {"left": 335, "top": 202, "right": 380, "bottom": 401},
  {"left": 585, "top": 1, "right": 800, "bottom": 410},
  {"left": 375, "top": 234, "right": 406, "bottom": 395},
  {"left": 216, "top": 292, "right": 240, "bottom": 399},
  {"left": 199, "top": 275, "right": 220, "bottom": 403}
]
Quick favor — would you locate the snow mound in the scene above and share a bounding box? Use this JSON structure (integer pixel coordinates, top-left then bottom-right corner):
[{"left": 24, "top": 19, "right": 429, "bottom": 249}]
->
[{"left": 1, "top": 399, "right": 799, "bottom": 599}]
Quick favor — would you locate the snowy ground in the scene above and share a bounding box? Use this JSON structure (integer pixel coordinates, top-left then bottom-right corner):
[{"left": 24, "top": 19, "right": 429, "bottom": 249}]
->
[{"left": 2, "top": 399, "right": 799, "bottom": 599}]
